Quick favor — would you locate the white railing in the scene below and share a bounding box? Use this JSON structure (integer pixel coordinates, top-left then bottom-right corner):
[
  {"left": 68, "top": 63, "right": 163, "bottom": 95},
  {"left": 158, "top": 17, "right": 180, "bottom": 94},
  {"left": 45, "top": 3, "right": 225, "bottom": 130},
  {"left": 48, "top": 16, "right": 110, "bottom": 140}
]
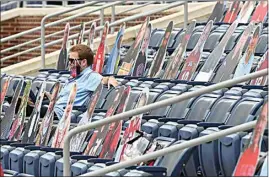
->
[{"left": 63, "top": 69, "right": 268, "bottom": 176}]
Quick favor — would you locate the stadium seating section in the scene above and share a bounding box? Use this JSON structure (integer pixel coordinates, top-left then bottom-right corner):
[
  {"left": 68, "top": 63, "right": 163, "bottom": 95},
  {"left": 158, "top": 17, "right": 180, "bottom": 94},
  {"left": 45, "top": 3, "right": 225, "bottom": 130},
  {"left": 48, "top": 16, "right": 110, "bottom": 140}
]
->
[{"left": 0, "top": 1, "right": 268, "bottom": 177}]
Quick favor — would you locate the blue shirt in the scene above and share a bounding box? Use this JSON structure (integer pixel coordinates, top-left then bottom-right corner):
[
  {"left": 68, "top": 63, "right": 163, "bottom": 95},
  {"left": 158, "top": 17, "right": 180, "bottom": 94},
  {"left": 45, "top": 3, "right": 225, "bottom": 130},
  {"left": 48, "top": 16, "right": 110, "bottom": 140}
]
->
[
  {"left": 233, "top": 53, "right": 254, "bottom": 79},
  {"left": 54, "top": 66, "right": 102, "bottom": 119}
]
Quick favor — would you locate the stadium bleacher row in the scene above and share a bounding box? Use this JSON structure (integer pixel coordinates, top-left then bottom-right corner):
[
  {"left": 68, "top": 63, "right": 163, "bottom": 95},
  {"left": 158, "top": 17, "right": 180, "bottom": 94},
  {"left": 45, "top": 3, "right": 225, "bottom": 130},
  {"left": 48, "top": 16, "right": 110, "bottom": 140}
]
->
[
  {"left": 0, "top": 0, "right": 268, "bottom": 177},
  {"left": 1, "top": 71, "right": 268, "bottom": 177}
]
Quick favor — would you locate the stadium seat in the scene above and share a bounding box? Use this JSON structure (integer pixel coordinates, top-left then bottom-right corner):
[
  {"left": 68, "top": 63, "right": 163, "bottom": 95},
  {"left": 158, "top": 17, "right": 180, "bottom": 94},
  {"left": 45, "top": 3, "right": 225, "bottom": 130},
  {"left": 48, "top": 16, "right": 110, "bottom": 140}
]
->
[
  {"left": 255, "top": 34, "right": 268, "bottom": 54},
  {"left": 217, "top": 92, "right": 265, "bottom": 176},
  {"left": 198, "top": 88, "right": 245, "bottom": 176},
  {"left": 23, "top": 147, "right": 47, "bottom": 176},
  {"left": 142, "top": 119, "right": 162, "bottom": 138},
  {"left": 148, "top": 30, "right": 165, "bottom": 49},
  {"left": 173, "top": 89, "right": 226, "bottom": 176},
  {"left": 39, "top": 151, "right": 61, "bottom": 177},
  {"left": 0, "top": 145, "right": 15, "bottom": 169},
  {"left": 138, "top": 140, "right": 193, "bottom": 176},
  {"left": 1, "top": 2, "right": 268, "bottom": 177},
  {"left": 147, "top": 84, "right": 190, "bottom": 117},
  {"left": 9, "top": 147, "right": 31, "bottom": 173},
  {"left": 164, "top": 85, "right": 203, "bottom": 119}
]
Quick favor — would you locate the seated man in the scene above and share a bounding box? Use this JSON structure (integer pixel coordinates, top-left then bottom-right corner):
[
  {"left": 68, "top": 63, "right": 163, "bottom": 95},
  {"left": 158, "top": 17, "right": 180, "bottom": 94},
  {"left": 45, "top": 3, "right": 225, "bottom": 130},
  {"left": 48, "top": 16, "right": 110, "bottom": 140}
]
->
[{"left": 46, "top": 44, "right": 118, "bottom": 120}]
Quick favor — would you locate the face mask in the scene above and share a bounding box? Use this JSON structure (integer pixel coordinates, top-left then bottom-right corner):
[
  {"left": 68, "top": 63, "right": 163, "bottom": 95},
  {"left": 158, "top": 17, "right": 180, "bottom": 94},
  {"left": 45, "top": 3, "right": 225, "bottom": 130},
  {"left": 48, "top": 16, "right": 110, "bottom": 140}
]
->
[{"left": 70, "top": 60, "right": 82, "bottom": 78}]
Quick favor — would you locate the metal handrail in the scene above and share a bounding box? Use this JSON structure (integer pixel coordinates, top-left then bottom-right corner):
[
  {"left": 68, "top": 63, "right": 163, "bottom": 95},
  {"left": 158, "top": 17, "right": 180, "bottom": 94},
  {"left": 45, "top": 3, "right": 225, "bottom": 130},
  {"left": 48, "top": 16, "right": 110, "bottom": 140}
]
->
[
  {"left": 83, "top": 121, "right": 257, "bottom": 176},
  {"left": 39, "top": 1, "right": 187, "bottom": 67},
  {"left": 40, "top": 1, "right": 156, "bottom": 67},
  {"left": 0, "top": 18, "right": 100, "bottom": 54},
  {"left": 0, "top": 1, "right": 188, "bottom": 65},
  {"left": 40, "top": 1, "right": 123, "bottom": 67},
  {"left": 1, "top": 1, "right": 155, "bottom": 55},
  {"left": 1, "top": 1, "right": 17, "bottom": 8},
  {"left": 0, "top": 1, "right": 123, "bottom": 64},
  {"left": 63, "top": 69, "right": 268, "bottom": 176},
  {"left": 0, "top": 1, "right": 99, "bottom": 43}
]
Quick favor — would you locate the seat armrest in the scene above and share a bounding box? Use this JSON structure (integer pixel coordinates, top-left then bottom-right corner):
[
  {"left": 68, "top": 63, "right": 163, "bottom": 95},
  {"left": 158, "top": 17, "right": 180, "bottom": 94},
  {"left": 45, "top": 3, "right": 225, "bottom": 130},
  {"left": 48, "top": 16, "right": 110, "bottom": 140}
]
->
[
  {"left": 55, "top": 151, "right": 82, "bottom": 156},
  {"left": 218, "top": 125, "right": 233, "bottom": 130},
  {"left": 177, "top": 120, "right": 201, "bottom": 125},
  {"left": 94, "top": 109, "right": 107, "bottom": 113},
  {"left": 72, "top": 106, "right": 87, "bottom": 112},
  {"left": 197, "top": 122, "right": 225, "bottom": 128},
  {"left": 105, "top": 161, "right": 119, "bottom": 166},
  {"left": 24, "top": 145, "right": 43, "bottom": 151},
  {"left": 10, "top": 143, "right": 34, "bottom": 147},
  {"left": 159, "top": 117, "right": 185, "bottom": 122},
  {"left": 40, "top": 147, "right": 62, "bottom": 152},
  {"left": 138, "top": 77, "right": 160, "bottom": 82},
  {"left": 87, "top": 158, "right": 114, "bottom": 164},
  {"left": 125, "top": 166, "right": 138, "bottom": 170},
  {"left": 123, "top": 76, "right": 141, "bottom": 80},
  {"left": 137, "top": 166, "right": 167, "bottom": 173},
  {"left": 153, "top": 79, "right": 172, "bottom": 83},
  {"left": 101, "top": 74, "right": 115, "bottom": 77},
  {"left": 115, "top": 75, "right": 129, "bottom": 79},
  {"left": 0, "top": 140, "right": 17, "bottom": 145},
  {"left": 170, "top": 79, "right": 188, "bottom": 84},
  {"left": 187, "top": 81, "right": 209, "bottom": 86},
  {"left": 59, "top": 71, "right": 71, "bottom": 75},
  {"left": 70, "top": 155, "right": 97, "bottom": 160},
  {"left": 142, "top": 115, "right": 164, "bottom": 121}
]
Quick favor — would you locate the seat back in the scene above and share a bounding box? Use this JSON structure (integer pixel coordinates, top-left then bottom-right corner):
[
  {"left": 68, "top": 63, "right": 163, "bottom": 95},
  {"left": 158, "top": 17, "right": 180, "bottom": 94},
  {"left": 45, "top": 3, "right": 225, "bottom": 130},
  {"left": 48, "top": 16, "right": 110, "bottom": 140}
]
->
[
  {"left": 154, "top": 140, "right": 194, "bottom": 176},
  {"left": 185, "top": 92, "right": 224, "bottom": 121},
  {"left": 205, "top": 95, "right": 241, "bottom": 123}
]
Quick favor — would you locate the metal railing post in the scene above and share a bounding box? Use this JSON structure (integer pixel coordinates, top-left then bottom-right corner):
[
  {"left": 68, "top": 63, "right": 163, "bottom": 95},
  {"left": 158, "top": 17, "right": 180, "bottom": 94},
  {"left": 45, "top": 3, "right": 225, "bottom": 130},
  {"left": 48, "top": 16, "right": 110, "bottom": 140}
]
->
[
  {"left": 17, "top": 1, "right": 20, "bottom": 8},
  {"left": 63, "top": 1, "right": 68, "bottom": 7},
  {"left": 184, "top": 1, "right": 188, "bottom": 29},
  {"left": 41, "top": 19, "right": 46, "bottom": 68},
  {"left": 111, "top": 5, "right": 116, "bottom": 34},
  {"left": 63, "top": 69, "right": 268, "bottom": 176},
  {"left": 99, "top": 8, "right": 105, "bottom": 37},
  {"left": 42, "top": 1, "right": 46, "bottom": 8}
]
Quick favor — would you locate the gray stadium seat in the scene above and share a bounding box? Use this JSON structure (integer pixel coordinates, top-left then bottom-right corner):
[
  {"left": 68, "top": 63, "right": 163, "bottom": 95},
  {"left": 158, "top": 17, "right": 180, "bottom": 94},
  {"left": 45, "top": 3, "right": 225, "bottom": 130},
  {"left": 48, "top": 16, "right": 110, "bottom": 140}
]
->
[
  {"left": 9, "top": 147, "right": 31, "bottom": 173},
  {"left": 39, "top": 152, "right": 61, "bottom": 176},
  {"left": 0, "top": 145, "right": 15, "bottom": 169},
  {"left": 198, "top": 90, "right": 244, "bottom": 176},
  {"left": 23, "top": 149, "right": 46, "bottom": 176},
  {"left": 217, "top": 94, "right": 264, "bottom": 176}
]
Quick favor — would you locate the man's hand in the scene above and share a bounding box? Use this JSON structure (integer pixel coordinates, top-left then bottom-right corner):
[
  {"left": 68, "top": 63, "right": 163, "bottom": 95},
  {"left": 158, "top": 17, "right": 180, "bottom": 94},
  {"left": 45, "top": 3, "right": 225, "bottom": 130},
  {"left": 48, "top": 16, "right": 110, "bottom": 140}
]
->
[
  {"left": 102, "top": 76, "right": 119, "bottom": 89},
  {"left": 107, "top": 76, "right": 119, "bottom": 89}
]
